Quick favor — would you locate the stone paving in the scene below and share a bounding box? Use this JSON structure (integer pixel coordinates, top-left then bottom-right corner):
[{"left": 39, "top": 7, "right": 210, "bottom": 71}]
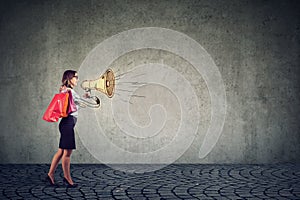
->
[{"left": 0, "top": 164, "right": 299, "bottom": 199}]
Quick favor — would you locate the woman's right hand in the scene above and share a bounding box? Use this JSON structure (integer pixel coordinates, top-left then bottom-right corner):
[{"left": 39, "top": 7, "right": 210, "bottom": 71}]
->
[{"left": 83, "top": 92, "right": 91, "bottom": 99}]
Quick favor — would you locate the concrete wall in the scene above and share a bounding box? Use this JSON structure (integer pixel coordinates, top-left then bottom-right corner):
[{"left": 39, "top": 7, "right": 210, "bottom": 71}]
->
[{"left": 0, "top": 0, "right": 299, "bottom": 164}]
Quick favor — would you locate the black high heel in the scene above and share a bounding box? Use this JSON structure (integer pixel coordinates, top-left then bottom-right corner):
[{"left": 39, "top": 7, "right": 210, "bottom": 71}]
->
[
  {"left": 63, "top": 177, "right": 78, "bottom": 188},
  {"left": 45, "top": 175, "right": 55, "bottom": 186}
]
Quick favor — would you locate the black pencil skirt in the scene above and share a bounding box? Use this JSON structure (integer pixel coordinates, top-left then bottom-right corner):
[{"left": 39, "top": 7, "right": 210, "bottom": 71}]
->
[{"left": 59, "top": 115, "right": 77, "bottom": 149}]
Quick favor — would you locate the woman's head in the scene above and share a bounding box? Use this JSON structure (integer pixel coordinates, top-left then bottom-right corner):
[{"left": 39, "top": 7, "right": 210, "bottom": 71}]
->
[{"left": 62, "top": 70, "right": 78, "bottom": 88}]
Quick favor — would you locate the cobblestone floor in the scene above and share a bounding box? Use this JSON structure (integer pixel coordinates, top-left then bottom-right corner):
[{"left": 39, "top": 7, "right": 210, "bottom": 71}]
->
[{"left": 0, "top": 164, "right": 299, "bottom": 199}]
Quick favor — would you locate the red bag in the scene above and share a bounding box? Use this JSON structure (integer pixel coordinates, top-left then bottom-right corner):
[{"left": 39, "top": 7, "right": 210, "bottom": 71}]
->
[
  {"left": 43, "top": 92, "right": 69, "bottom": 122},
  {"left": 67, "top": 91, "right": 77, "bottom": 114}
]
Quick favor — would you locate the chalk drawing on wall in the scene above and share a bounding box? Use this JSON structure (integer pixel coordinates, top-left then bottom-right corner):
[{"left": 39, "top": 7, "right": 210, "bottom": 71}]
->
[{"left": 76, "top": 27, "right": 226, "bottom": 173}]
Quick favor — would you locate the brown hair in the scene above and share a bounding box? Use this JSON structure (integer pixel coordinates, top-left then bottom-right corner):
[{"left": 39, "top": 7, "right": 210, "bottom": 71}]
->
[{"left": 62, "top": 70, "right": 77, "bottom": 88}]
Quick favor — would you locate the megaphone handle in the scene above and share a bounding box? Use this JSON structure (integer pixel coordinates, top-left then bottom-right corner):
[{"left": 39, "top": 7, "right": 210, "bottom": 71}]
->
[
  {"left": 84, "top": 89, "right": 99, "bottom": 104},
  {"left": 77, "top": 95, "right": 101, "bottom": 108}
]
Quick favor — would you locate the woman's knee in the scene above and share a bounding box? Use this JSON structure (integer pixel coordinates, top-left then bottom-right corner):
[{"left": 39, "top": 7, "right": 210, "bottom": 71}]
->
[
  {"left": 56, "top": 148, "right": 64, "bottom": 157},
  {"left": 63, "top": 149, "right": 72, "bottom": 157}
]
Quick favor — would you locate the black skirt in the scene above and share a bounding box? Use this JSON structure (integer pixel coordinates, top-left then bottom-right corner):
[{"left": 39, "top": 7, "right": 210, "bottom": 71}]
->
[{"left": 59, "top": 115, "right": 77, "bottom": 149}]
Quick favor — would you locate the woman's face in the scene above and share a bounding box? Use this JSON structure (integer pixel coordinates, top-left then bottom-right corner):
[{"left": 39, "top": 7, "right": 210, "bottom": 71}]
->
[{"left": 70, "top": 73, "right": 78, "bottom": 88}]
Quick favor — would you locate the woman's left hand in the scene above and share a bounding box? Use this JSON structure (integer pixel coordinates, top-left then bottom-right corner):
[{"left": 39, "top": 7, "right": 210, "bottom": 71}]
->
[{"left": 59, "top": 85, "right": 71, "bottom": 93}]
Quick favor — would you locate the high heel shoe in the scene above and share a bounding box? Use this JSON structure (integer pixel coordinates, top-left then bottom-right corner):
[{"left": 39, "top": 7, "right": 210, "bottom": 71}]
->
[
  {"left": 63, "top": 177, "right": 78, "bottom": 188},
  {"left": 45, "top": 175, "right": 55, "bottom": 186}
]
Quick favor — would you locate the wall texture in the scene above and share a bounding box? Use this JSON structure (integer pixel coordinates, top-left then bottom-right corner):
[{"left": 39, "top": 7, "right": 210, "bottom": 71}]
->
[{"left": 0, "top": 0, "right": 299, "bottom": 164}]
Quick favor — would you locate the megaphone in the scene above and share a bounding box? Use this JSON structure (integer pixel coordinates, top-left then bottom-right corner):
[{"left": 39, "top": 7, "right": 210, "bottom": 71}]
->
[{"left": 80, "top": 68, "right": 115, "bottom": 98}]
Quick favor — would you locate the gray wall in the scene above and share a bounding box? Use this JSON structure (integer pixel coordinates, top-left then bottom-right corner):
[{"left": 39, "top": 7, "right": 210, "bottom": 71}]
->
[{"left": 0, "top": 0, "right": 299, "bottom": 164}]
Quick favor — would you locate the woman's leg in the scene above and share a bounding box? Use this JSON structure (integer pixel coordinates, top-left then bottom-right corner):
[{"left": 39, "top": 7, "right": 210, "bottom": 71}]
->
[
  {"left": 48, "top": 148, "right": 64, "bottom": 183},
  {"left": 62, "top": 149, "right": 74, "bottom": 184}
]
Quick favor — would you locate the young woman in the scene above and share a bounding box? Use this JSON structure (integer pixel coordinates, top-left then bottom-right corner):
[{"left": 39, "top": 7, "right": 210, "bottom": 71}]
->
[{"left": 46, "top": 70, "right": 80, "bottom": 187}]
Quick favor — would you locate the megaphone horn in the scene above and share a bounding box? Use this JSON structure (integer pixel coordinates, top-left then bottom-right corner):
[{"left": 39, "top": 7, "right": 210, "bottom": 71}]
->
[{"left": 80, "top": 68, "right": 115, "bottom": 98}]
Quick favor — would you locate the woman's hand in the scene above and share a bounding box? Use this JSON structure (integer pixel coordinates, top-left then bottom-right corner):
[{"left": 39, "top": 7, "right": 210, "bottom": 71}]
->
[
  {"left": 59, "top": 85, "right": 71, "bottom": 93},
  {"left": 83, "top": 92, "right": 91, "bottom": 99}
]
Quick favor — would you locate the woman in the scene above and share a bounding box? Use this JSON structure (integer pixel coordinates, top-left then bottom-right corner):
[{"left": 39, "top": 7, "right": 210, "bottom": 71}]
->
[{"left": 46, "top": 70, "right": 80, "bottom": 187}]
